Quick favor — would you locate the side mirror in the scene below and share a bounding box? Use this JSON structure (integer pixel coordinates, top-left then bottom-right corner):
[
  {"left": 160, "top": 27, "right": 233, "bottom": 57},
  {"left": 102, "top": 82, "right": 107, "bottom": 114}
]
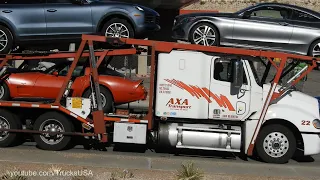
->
[
  {"left": 52, "top": 71, "right": 59, "bottom": 76},
  {"left": 231, "top": 59, "right": 244, "bottom": 89}
]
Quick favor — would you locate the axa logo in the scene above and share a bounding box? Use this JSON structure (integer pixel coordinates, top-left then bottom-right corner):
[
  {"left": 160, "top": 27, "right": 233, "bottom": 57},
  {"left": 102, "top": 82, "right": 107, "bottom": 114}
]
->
[
  {"left": 164, "top": 78, "right": 235, "bottom": 111},
  {"left": 166, "top": 98, "right": 191, "bottom": 109}
]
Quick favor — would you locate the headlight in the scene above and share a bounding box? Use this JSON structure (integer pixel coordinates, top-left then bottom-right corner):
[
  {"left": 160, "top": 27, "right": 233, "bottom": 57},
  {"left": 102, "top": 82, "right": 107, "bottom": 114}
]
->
[
  {"left": 135, "top": 6, "right": 144, "bottom": 11},
  {"left": 313, "top": 119, "right": 320, "bottom": 129}
]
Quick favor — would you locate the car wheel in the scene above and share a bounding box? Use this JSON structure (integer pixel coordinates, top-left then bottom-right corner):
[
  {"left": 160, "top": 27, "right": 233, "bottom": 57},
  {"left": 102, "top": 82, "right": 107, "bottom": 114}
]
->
[
  {"left": 255, "top": 124, "right": 296, "bottom": 164},
  {"left": 309, "top": 39, "right": 320, "bottom": 70},
  {"left": 189, "top": 22, "right": 219, "bottom": 46},
  {"left": 101, "top": 18, "right": 134, "bottom": 48},
  {"left": 83, "top": 86, "right": 114, "bottom": 114},
  {"left": 0, "top": 108, "right": 22, "bottom": 147},
  {"left": 0, "top": 25, "right": 13, "bottom": 54},
  {"left": 33, "top": 112, "right": 74, "bottom": 151},
  {"left": 0, "top": 83, "right": 10, "bottom": 100}
]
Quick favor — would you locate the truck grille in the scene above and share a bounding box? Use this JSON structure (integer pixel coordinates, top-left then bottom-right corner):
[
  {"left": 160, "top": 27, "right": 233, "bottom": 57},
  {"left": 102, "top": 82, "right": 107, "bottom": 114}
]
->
[{"left": 144, "top": 14, "right": 160, "bottom": 24}]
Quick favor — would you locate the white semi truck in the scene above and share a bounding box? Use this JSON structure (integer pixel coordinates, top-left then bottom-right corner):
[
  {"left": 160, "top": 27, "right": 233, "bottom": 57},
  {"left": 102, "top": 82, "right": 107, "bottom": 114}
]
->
[
  {"left": 0, "top": 35, "right": 318, "bottom": 164},
  {"left": 154, "top": 50, "right": 320, "bottom": 164}
]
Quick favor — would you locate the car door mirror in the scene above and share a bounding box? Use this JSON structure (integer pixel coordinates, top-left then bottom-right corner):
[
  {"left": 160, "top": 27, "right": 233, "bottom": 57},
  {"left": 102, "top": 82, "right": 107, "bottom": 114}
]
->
[
  {"left": 52, "top": 71, "right": 59, "bottom": 76},
  {"left": 231, "top": 59, "right": 244, "bottom": 89}
]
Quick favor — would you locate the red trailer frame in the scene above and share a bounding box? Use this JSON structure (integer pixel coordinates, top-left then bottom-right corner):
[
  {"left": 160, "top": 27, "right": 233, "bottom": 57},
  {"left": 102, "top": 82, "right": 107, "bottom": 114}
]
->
[{"left": 0, "top": 34, "right": 318, "bottom": 156}]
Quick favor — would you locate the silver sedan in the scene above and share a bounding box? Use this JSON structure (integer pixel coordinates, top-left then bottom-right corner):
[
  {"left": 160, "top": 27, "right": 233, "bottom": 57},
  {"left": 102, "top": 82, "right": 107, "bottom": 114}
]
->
[{"left": 172, "top": 3, "right": 320, "bottom": 60}]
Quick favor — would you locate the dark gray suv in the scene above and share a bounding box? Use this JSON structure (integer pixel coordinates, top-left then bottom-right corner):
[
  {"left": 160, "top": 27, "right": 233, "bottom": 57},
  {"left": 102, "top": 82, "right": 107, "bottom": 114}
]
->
[{"left": 0, "top": 0, "right": 160, "bottom": 54}]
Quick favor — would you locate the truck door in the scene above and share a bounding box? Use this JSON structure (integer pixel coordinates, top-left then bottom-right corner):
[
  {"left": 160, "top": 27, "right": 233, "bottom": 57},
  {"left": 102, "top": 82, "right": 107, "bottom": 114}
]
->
[{"left": 208, "top": 58, "right": 251, "bottom": 121}]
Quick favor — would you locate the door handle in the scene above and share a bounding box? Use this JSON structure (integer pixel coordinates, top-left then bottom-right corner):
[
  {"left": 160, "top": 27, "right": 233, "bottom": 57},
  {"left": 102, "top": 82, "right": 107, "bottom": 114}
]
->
[
  {"left": 47, "top": 9, "right": 57, "bottom": 12},
  {"left": 2, "top": 10, "right": 12, "bottom": 13},
  {"left": 279, "top": 22, "right": 289, "bottom": 26}
]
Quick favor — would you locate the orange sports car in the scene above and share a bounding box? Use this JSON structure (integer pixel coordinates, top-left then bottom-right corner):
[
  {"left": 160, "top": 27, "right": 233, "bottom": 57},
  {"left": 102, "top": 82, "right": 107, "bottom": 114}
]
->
[{"left": 0, "top": 59, "right": 147, "bottom": 113}]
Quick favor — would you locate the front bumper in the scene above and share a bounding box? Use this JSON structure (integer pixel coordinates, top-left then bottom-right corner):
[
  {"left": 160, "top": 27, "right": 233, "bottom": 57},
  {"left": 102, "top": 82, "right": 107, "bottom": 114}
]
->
[
  {"left": 302, "top": 133, "right": 320, "bottom": 156},
  {"left": 135, "top": 24, "right": 161, "bottom": 38},
  {"left": 172, "top": 24, "right": 189, "bottom": 41}
]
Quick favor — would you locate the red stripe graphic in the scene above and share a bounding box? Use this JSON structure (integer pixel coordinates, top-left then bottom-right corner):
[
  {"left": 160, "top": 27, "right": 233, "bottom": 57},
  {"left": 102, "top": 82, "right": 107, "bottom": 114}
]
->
[{"left": 164, "top": 79, "right": 235, "bottom": 111}]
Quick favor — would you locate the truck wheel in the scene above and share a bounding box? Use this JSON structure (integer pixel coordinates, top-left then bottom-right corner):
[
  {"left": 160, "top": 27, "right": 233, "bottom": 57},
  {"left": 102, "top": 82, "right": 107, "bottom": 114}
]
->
[
  {"left": 83, "top": 86, "right": 113, "bottom": 114},
  {"left": 0, "top": 25, "right": 13, "bottom": 54},
  {"left": 0, "top": 109, "right": 22, "bottom": 147},
  {"left": 256, "top": 124, "right": 296, "bottom": 164},
  {"left": 0, "top": 83, "right": 10, "bottom": 100},
  {"left": 33, "top": 112, "right": 74, "bottom": 151}
]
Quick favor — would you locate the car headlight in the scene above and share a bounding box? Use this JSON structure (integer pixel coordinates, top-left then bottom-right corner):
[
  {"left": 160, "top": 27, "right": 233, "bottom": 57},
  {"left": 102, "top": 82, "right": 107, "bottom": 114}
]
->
[
  {"left": 313, "top": 119, "right": 320, "bottom": 129},
  {"left": 135, "top": 6, "right": 144, "bottom": 12}
]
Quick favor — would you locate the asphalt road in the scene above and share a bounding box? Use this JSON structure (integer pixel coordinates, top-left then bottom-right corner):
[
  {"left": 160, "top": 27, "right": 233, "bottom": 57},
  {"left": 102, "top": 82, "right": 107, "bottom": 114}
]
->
[{"left": 0, "top": 141, "right": 319, "bottom": 179}]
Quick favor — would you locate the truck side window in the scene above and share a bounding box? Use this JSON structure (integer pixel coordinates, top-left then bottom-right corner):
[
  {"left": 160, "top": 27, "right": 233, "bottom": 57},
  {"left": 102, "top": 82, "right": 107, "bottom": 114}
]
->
[{"left": 214, "top": 60, "right": 247, "bottom": 84}]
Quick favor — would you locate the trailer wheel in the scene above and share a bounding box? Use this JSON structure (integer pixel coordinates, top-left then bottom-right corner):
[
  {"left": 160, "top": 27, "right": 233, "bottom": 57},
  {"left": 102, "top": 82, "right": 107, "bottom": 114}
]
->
[
  {"left": 0, "top": 109, "right": 22, "bottom": 147},
  {"left": 33, "top": 112, "right": 74, "bottom": 151},
  {"left": 256, "top": 124, "right": 296, "bottom": 164}
]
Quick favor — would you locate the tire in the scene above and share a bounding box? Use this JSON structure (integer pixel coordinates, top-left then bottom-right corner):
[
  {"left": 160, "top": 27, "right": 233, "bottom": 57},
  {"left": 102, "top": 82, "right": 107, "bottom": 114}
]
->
[
  {"left": 189, "top": 22, "right": 219, "bottom": 46},
  {"left": 255, "top": 124, "right": 296, "bottom": 164},
  {"left": 0, "top": 82, "right": 10, "bottom": 100},
  {"left": 308, "top": 39, "right": 320, "bottom": 70},
  {"left": 0, "top": 25, "right": 13, "bottom": 54},
  {"left": 33, "top": 112, "right": 74, "bottom": 151},
  {"left": 101, "top": 18, "right": 134, "bottom": 48},
  {"left": 83, "top": 86, "right": 113, "bottom": 114},
  {"left": 0, "top": 108, "right": 22, "bottom": 147}
]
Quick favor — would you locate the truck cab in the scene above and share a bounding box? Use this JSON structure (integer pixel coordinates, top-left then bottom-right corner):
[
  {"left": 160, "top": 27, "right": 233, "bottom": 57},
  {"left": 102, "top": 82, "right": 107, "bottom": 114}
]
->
[{"left": 155, "top": 50, "right": 320, "bottom": 164}]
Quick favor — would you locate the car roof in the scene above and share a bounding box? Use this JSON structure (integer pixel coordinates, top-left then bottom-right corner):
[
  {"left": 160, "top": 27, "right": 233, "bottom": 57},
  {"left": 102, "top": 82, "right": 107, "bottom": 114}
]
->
[{"left": 255, "top": 2, "right": 320, "bottom": 17}]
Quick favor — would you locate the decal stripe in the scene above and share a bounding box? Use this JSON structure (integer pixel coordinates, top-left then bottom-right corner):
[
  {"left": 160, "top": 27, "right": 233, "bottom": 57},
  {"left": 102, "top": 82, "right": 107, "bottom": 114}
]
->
[
  {"left": 202, "top": 87, "right": 235, "bottom": 111},
  {"left": 172, "top": 79, "right": 184, "bottom": 89},
  {"left": 190, "top": 85, "right": 211, "bottom": 102},
  {"left": 164, "top": 79, "right": 236, "bottom": 111},
  {"left": 178, "top": 81, "right": 200, "bottom": 98}
]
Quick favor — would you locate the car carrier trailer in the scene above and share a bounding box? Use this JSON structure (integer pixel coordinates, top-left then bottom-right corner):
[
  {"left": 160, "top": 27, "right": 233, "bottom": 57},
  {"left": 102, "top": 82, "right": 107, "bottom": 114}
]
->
[{"left": 0, "top": 34, "right": 319, "bottom": 164}]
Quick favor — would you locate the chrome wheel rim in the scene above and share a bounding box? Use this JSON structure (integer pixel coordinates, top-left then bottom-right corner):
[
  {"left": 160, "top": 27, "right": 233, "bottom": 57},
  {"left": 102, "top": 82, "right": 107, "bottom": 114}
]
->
[
  {"left": 105, "top": 23, "right": 130, "bottom": 38},
  {"left": 192, "top": 25, "right": 216, "bottom": 46},
  {"left": 0, "top": 30, "right": 8, "bottom": 52},
  {"left": 0, "top": 85, "right": 5, "bottom": 99},
  {"left": 0, "top": 116, "right": 10, "bottom": 141},
  {"left": 312, "top": 43, "right": 320, "bottom": 57},
  {"left": 89, "top": 93, "right": 106, "bottom": 108},
  {"left": 263, "top": 132, "right": 289, "bottom": 158},
  {"left": 39, "top": 119, "right": 64, "bottom": 145}
]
